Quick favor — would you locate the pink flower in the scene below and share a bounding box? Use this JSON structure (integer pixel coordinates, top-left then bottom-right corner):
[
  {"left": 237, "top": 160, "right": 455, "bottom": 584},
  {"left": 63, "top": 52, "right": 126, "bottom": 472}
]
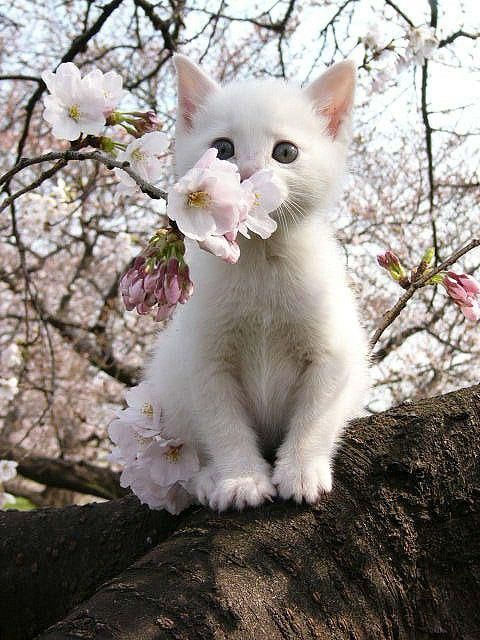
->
[
  {"left": 119, "top": 462, "right": 194, "bottom": 514},
  {"left": 115, "top": 131, "right": 169, "bottom": 198},
  {"left": 377, "top": 250, "right": 409, "bottom": 287},
  {"left": 198, "top": 234, "right": 241, "bottom": 264},
  {"left": 119, "top": 230, "right": 193, "bottom": 321},
  {"left": 167, "top": 148, "right": 249, "bottom": 241},
  {"left": 142, "top": 437, "right": 200, "bottom": 486},
  {"left": 442, "top": 271, "right": 480, "bottom": 321},
  {"left": 42, "top": 63, "right": 107, "bottom": 140},
  {"left": 377, "top": 250, "right": 401, "bottom": 272},
  {"left": 239, "top": 169, "right": 286, "bottom": 239},
  {"left": 129, "top": 110, "right": 161, "bottom": 136},
  {"left": 109, "top": 381, "right": 199, "bottom": 514}
]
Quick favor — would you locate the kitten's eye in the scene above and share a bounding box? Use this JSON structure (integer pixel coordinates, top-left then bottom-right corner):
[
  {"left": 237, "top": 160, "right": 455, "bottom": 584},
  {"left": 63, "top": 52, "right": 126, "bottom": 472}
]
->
[
  {"left": 272, "top": 141, "right": 298, "bottom": 164},
  {"left": 212, "top": 138, "right": 234, "bottom": 160}
]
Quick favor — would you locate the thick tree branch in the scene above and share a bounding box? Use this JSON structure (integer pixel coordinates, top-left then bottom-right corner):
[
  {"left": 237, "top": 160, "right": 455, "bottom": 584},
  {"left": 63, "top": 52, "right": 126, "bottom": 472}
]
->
[
  {"left": 0, "top": 495, "right": 177, "bottom": 640},
  {"left": 0, "top": 439, "right": 126, "bottom": 500},
  {"left": 1, "top": 384, "right": 479, "bottom": 639}
]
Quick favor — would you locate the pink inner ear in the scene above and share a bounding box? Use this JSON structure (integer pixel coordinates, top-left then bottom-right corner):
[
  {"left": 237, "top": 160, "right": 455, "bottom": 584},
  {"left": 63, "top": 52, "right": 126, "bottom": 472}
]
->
[
  {"left": 305, "top": 61, "right": 355, "bottom": 139},
  {"left": 320, "top": 97, "right": 349, "bottom": 138},
  {"left": 181, "top": 96, "right": 196, "bottom": 129}
]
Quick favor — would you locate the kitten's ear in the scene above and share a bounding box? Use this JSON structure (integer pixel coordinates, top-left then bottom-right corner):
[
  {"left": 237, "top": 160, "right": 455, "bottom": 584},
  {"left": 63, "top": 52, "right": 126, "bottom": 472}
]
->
[
  {"left": 173, "top": 54, "right": 219, "bottom": 130},
  {"left": 304, "top": 61, "right": 356, "bottom": 138}
]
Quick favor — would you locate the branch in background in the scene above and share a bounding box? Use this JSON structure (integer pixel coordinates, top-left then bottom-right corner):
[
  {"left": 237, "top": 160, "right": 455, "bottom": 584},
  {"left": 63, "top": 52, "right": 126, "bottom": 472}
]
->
[
  {"left": 43, "top": 311, "right": 139, "bottom": 386},
  {"left": 371, "top": 238, "right": 480, "bottom": 348},
  {"left": 0, "top": 439, "right": 126, "bottom": 500},
  {"left": 0, "top": 150, "right": 167, "bottom": 212}
]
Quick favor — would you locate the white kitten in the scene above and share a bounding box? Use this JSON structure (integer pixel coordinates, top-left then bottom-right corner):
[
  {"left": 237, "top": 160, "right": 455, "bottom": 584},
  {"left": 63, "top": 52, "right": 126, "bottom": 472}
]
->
[{"left": 144, "top": 55, "right": 370, "bottom": 511}]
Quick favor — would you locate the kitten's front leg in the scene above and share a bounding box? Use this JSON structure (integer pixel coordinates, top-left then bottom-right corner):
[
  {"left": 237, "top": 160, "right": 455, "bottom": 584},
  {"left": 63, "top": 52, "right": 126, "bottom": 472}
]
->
[
  {"left": 272, "top": 355, "right": 367, "bottom": 504},
  {"left": 189, "top": 368, "right": 275, "bottom": 511}
]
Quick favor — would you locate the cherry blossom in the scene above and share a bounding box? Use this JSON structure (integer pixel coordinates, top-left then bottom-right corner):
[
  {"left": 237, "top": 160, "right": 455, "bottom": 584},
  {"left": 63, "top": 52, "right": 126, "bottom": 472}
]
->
[
  {"left": 407, "top": 26, "right": 438, "bottom": 65},
  {"left": 108, "top": 382, "right": 199, "bottom": 513},
  {"left": 0, "top": 377, "right": 19, "bottom": 403},
  {"left": 83, "top": 68, "right": 125, "bottom": 115},
  {"left": 0, "top": 492, "right": 15, "bottom": 510},
  {"left": 198, "top": 234, "right": 241, "bottom": 264},
  {"left": 0, "top": 460, "right": 18, "bottom": 482},
  {"left": 166, "top": 148, "right": 249, "bottom": 241},
  {"left": 442, "top": 272, "right": 480, "bottom": 322},
  {"left": 42, "top": 62, "right": 122, "bottom": 140},
  {"left": 114, "top": 131, "right": 170, "bottom": 197},
  {"left": 143, "top": 438, "right": 200, "bottom": 486},
  {"left": 239, "top": 169, "right": 286, "bottom": 239},
  {"left": 166, "top": 149, "right": 286, "bottom": 263}
]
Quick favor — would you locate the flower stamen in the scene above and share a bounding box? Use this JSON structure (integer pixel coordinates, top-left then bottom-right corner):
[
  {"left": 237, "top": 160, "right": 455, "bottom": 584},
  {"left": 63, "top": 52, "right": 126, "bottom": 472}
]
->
[
  {"left": 187, "top": 190, "right": 211, "bottom": 208},
  {"left": 68, "top": 104, "right": 81, "bottom": 122},
  {"left": 141, "top": 402, "right": 154, "bottom": 417},
  {"left": 164, "top": 444, "right": 183, "bottom": 463},
  {"left": 131, "top": 147, "right": 145, "bottom": 162}
]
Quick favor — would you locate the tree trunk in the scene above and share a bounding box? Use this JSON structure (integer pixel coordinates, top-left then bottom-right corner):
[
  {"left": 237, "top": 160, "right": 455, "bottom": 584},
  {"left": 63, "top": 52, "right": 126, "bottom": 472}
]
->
[{"left": 2, "top": 385, "right": 479, "bottom": 640}]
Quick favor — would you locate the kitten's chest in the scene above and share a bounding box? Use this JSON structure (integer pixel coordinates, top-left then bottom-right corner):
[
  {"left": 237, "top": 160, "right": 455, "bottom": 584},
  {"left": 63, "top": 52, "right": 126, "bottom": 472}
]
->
[{"left": 228, "top": 313, "right": 311, "bottom": 442}]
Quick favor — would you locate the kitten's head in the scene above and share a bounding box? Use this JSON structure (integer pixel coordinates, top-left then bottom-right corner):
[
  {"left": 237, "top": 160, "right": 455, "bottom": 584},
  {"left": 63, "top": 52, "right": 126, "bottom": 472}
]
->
[{"left": 173, "top": 55, "right": 355, "bottom": 223}]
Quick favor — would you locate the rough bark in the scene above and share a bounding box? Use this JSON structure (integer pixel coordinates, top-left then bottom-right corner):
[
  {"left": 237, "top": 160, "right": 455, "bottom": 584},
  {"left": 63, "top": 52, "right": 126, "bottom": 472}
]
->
[
  {"left": 0, "top": 495, "right": 177, "bottom": 640},
  {"left": 2, "top": 384, "right": 480, "bottom": 640}
]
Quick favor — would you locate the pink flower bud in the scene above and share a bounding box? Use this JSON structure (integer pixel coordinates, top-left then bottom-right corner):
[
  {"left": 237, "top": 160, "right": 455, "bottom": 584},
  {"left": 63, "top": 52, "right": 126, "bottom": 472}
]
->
[
  {"left": 442, "top": 271, "right": 480, "bottom": 321},
  {"left": 119, "top": 227, "right": 193, "bottom": 321},
  {"left": 130, "top": 110, "right": 162, "bottom": 136},
  {"left": 377, "top": 250, "right": 409, "bottom": 287}
]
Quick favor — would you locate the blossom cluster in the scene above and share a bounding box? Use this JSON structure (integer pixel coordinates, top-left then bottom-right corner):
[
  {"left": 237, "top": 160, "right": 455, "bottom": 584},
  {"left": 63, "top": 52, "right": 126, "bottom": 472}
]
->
[
  {"left": 108, "top": 383, "right": 198, "bottom": 513},
  {"left": 42, "top": 63, "right": 287, "bottom": 322},
  {"left": 377, "top": 248, "right": 480, "bottom": 322},
  {"left": 361, "top": 23, "right": 439, "bottom": 90},
  {"left": 442, "top": 272, "right": 480, "bottom": 321},
  {"left": 167, "top": 148, "right": 286, "bottom": 263},
  {"left": 0, "top": 459, "right": 18, "bottom": 510},
  {"left": 120, "top": 228, "right": 193, "bottom": 321},
  {"left": 42, "top": 63, "right": 125, "bottom": 141}
]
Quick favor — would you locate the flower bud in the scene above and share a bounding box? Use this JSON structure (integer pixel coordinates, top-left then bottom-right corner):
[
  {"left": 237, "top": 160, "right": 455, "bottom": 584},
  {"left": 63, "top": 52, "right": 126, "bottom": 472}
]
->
[
  {"left": 421, "top": 247, "right": 435, "bottom": 266},
  {"left": 119, "top": 226, "right": 192, "bottom": 321},
  {"left": 130, "top": 111, "right": 162, "bottom": 137},
  {"left": 377, "top": 250, "right": 409, "bottom": 287},
  {"left": 441, "top": 271, "right": 480, "bottom": 322}
]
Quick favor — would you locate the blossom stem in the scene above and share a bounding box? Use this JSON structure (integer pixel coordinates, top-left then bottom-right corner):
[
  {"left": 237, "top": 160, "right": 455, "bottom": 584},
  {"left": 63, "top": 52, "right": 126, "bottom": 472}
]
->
[
  {"left": 371, "top": 238, "right": 480, "bottom": 350},
  {"left": 0, "top": 150, "right": 168, "bottom": 212}
]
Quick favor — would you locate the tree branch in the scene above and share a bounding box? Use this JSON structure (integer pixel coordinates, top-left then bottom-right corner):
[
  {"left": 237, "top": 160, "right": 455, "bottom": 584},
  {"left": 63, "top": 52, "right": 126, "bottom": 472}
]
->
[
  {"left": 0, "top": 150, "right": 167, "bottom": 212},
  {"left": 0, "top": 439, "right": 125, "bottom": 500},
  {"left": 0, "top": 495, "right": 178, "bottom": 640},
  {"left": 10, "top": 383, "right": 475, "bottom": 640},
  {"left": 370, "top": 238, "right": 480, "bottom": 348}
]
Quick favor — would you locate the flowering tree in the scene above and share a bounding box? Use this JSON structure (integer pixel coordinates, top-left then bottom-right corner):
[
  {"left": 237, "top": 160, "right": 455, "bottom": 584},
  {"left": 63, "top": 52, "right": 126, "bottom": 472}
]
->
[
  {"left": 0, "top": 0, "right": 479, "bottom": 635},
  {"left": 0, "top": 0, "right": 478, "bottom": 502}
]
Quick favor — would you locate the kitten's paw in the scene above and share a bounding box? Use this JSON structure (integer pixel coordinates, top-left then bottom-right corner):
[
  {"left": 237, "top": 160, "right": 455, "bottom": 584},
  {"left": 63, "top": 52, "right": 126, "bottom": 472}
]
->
[
  {"left": 272, "top": 456, "right": 332, "bottom": 504},
  {"left": 189, "top": 467, "right": 218, "bottom": 506},
  {"left": 209, "top": 472, "right": 276, "bottom": 512}
]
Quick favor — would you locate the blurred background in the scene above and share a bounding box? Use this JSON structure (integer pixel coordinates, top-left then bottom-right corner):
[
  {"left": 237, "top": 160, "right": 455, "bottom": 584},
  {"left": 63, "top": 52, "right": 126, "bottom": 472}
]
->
[{"left": 0, "top": 0, "right": 478, "bottom": 508}]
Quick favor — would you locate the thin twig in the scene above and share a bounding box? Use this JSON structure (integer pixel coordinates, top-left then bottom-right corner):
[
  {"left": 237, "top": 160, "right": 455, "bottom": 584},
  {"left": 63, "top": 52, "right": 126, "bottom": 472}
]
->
[
  {"left": 0, "top": 150, "right": 167, "bottom": 213},
  {"left": 370, "top": 238, "right": 480, "bottom": 348}
]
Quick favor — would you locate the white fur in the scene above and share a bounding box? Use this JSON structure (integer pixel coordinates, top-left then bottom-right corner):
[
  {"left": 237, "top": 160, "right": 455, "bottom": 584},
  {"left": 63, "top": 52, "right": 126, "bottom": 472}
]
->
[{"left": 144, "top": 57, "right": 370, "bottom": 511}]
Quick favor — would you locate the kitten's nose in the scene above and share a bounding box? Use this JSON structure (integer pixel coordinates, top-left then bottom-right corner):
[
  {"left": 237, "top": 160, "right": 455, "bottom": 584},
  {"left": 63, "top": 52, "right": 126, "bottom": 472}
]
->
[{"left": 239, "top": 164, "right": 261, "bottom": 181}]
